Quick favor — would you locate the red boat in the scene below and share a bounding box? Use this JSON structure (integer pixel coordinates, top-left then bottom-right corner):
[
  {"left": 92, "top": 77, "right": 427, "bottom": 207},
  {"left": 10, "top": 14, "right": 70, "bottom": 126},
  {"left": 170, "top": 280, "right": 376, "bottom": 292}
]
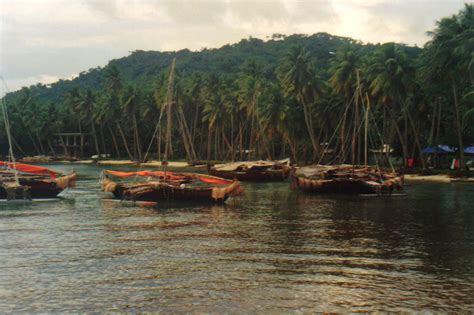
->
[{"left": 0, "top": 162, "right": 76, "bottom": 200}]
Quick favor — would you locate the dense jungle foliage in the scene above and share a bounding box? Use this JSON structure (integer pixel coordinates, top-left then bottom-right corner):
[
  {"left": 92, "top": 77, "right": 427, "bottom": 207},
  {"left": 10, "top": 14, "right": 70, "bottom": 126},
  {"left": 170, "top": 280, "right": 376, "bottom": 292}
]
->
[{"left": 1, "top": 4, "right": 473, "bottom": 169}]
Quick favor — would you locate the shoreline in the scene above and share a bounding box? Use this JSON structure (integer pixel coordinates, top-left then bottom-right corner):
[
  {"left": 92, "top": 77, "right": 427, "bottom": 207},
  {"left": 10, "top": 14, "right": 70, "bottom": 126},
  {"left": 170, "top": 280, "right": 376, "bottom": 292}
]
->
[
  {"left": 404, "top": 174, "right": 474, "bottom": 183},
  {"left": 13, "top": 157, "right": 474, "bottom": 183}
]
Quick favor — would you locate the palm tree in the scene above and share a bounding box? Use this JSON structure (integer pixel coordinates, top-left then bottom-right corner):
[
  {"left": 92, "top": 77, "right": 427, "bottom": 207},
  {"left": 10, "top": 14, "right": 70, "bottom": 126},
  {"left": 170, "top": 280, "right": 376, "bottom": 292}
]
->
[
  {"left": 75, "top": 89, "right": 100, "bottom": 156},
  {"left": 237, "top": 60, "right": 265, "bottom": 160},
  {"left": 188, "top": 73, "right": 204, "bottom": 148},
  {"left": 122, "top": 86, "right": 142, "bottom": 161},
  {"left": 261, "top": 85, "right": 290, "bottom": 160},
  {"left": 425, "top": 3, "right": 474, "bottom": 171},
  {"left": 102, "top": 65, "right": 134, "bottom": 159},
  {"left": 329, "top": 47, "right": 361, "bottom": 164},
  {"left": 278, "top": 45, "right": 323, "bottom": 161},
  {"left": 367, "top": 43, "right": 414, "bottom": 167},
  {"left": 202, "top": 73, "right": 228, "bottom": 161},
  {"left": 65, "top": 88, "right": 85, "bottom": 155}
]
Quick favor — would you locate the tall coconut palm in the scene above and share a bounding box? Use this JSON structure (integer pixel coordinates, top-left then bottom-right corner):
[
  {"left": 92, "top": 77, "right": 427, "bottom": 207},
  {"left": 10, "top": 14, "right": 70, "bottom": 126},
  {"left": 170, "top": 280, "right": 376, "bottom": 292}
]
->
[
  {"left": 278, "top": 45, "right": 323, "bottom": 160},
  {"left": 329, "top": 47, "right": 361, "bottom": 164},
  {"left": 237, "top": 60, "right": 265, "bottom": 160},
  {"left": 75, "top": 89, "right": 100, "bottom": 156},
  {"left": 261, "top": 84, "right": 290, "bottom": 159},
  {"left": 122, "top": 86, "right": 142, "bottom": 161},
  {"left": 103, "top": 65, "right": 133, "bottom": 159},
  {"left": 425, "top": 3, "right": 474, "bottom": 171},
  {"left": 202, "top": 73, "right": 228, "bottom": 161},
  {"left": 367, "top": 43, "right": 414, "bottom": 167}
]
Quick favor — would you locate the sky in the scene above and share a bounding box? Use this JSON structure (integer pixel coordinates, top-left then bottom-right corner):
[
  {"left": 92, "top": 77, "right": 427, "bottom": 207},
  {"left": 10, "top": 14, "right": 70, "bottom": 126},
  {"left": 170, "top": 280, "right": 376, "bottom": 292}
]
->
[{"left": 0, "top": 0, "right": 467, "bottom": 96}]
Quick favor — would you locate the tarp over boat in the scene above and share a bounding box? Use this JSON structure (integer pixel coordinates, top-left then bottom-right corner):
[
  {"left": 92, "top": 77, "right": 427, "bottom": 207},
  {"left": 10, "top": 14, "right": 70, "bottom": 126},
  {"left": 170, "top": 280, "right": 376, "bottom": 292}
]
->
[
  {"left": 295, "top": 164, "right": 356, "bottom": 178},
  {"left": 0, "top": 161, "right": 58, "bottom": 178},
  {"left": 295, "top": 164, "right": 399, "bottom": 181},
  {"left": 103, "top": 170, "right": 233, "bottom": 185},
  {"left": 213, "top": 158, "right": 290, "bottom": 172}
]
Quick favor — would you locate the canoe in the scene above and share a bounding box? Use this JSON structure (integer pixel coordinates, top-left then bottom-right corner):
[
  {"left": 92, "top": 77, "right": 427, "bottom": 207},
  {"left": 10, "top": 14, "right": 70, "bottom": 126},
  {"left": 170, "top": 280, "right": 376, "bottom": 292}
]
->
[
  {"left": 101, "top": 170, "right": 242, "bottom": 203},
  {"left": 0, "top": 167, "right": 76, "bottom": 200},
  {"left": 291, "top": 165, "right": 404, "bottom": 195}
]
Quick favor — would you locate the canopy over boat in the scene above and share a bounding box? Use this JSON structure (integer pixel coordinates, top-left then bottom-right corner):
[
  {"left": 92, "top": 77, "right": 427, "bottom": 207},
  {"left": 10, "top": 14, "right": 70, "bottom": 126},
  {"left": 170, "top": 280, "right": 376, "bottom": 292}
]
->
[
  {"left": 213, "top": 158, "right": 290, "bottom": 172},
  {"left": 0, "top": 161, "right": 58, "bottom": 178},
  {"left": 464, "top": 146, "right": 474, "bottom": 154},
  {"left": 422, "top": 145, "right": 456, "bottom": 154}
]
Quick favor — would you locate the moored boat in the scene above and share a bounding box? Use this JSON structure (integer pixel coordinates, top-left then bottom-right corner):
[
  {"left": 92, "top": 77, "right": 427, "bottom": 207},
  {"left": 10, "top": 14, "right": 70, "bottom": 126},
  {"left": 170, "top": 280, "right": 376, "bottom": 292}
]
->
[
  {"left": 291, "top": 164, "right": 403, "bottom": 195},
  {"left": 208, "top": 159, "right": 291, "bottom": 182},
  {"left": 101, "top": 170, "right": 242, "bottom": 203},
  {"left": 0, "top": 162, "right": 76, "bottom": 200}
]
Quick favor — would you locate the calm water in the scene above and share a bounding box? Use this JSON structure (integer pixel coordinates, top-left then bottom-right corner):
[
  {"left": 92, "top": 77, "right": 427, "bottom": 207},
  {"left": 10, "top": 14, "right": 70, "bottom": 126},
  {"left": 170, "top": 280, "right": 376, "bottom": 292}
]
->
[{"left": 0, "top": 164, "right": 473, "bottom": 312}]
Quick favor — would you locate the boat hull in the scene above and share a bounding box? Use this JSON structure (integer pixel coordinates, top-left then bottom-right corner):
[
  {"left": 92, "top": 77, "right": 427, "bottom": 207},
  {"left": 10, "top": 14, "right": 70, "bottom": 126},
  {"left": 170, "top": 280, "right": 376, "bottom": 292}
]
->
[
  {"left": 102, "top": 178, "right": 242, "bottom": 203},
  {"left": 291, "top": 174, "right": 403, "bottom": 195},
  {"left": 0, "top": 174, "right": 76, "bottom": 200}
]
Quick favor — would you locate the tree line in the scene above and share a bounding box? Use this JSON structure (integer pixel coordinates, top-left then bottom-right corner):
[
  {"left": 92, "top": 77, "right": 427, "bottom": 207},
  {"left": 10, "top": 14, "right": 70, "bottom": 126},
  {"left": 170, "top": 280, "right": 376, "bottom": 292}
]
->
[{"left": 1, "top": 4, "right": 473, "bottom": 170}]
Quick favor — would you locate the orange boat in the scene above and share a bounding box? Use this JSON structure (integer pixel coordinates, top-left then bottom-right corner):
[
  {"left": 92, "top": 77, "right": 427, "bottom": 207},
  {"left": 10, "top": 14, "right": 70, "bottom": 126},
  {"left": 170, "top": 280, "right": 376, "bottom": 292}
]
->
[{"left": 0, "top": 162, "right": 76, "bottom": 200}]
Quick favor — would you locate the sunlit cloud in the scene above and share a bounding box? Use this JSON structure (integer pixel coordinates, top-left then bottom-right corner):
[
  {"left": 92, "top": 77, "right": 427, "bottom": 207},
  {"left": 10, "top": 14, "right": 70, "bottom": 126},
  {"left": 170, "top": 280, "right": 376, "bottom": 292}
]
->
[{"left": 0, "top": 0, "right": 467, "bottom": 95}]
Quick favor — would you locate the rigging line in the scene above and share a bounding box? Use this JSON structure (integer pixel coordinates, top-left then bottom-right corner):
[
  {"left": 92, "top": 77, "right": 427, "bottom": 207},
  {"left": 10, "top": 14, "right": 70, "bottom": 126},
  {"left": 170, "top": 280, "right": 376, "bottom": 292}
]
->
[
  {"left": 136, "top": 58, "right": 176, "bottom": 182},
  {"left": 330, "top": 89, "right": 359, "bottom": 165},
  {"left": 133, "top": 100, "right": 168, "bottom": 183},
  {"left": 141, "top": 98, "right": 167, "bottom": 164},
  {"left": 367, "top": 122, "right": 384, "bottom": 182},
  {"left": 316, "top": 91, "right": 356, "bottom": 166},
  {"left": 368, "top": 103, "right": 396, "bottom": 173},
  {"left": 334, "top": 95, "right": 368, "bottom": 166}
]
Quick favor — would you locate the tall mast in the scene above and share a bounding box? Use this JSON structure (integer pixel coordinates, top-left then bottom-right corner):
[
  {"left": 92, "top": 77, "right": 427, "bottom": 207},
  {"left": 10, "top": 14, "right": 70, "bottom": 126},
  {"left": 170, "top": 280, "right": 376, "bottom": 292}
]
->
[
  {"left": 163, "top": 57, "right": 176, "bottom": 162},
  {"left": 1, "top": 78, "right": 20, "bottom": 185},
  {"left": 364, "top": 93, "right": 370, "bottom": 166}
]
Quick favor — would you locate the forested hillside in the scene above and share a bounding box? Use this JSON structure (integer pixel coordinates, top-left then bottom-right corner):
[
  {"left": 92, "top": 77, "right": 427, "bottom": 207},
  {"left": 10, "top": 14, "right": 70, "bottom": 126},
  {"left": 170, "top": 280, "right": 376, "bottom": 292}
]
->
[{"left": 1, "top": 4, "right": 473, "bottom": 169}]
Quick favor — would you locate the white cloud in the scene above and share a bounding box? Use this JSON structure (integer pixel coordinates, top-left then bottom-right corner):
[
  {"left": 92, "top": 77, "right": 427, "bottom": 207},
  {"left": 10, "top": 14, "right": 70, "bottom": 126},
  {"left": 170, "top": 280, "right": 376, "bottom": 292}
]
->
[
  {"left": 0, "top": 0, "right": 467, "bottom": 94},
  {"left": 0, "top": 74, "right": 77, "bottom": 97}
]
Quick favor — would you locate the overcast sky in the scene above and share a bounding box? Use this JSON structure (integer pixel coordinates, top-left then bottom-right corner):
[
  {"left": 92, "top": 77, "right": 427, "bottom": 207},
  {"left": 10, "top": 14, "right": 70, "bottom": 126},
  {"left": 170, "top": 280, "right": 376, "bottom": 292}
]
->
[{"left": 0, "top": 0, "right": 467, "bottom": 96}]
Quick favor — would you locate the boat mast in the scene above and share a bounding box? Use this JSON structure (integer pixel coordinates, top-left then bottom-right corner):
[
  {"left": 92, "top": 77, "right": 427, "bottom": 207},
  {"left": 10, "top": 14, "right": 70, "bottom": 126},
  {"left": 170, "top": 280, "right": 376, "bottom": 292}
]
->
[
  {"left": 352, "top": 69, "right": 362, "bottom": 170},
  {"left": 1, "top": 78, "right": 20, "bottom": 185},
  {"left": 163, "top": 58, "right": 176, "bottom": 163},
  {"left": 364, "top": 93, "right": 370, "bottom": 166}
]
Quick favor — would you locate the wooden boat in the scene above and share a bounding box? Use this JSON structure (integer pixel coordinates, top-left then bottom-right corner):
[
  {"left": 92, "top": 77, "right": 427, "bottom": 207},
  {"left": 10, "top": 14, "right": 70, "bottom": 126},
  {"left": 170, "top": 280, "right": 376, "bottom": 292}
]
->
[
  {"left": 0, "top": 162, "right": 76, "bottom": 200},
  {"left": 208, "top": 159, "right": 291, "bottom": 182},
  {"left": 101, "top": 170, "right": 242, "bottom": 203},
  {"left": 291, "top": 165, "right": 403, "bottom": 195}
]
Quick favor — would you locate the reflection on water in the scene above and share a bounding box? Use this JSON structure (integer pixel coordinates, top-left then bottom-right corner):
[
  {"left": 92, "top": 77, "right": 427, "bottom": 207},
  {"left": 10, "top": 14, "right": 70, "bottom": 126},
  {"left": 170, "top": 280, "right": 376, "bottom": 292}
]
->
[{"left": 0, "top": 164, "right": 473, "bottom": 312}]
